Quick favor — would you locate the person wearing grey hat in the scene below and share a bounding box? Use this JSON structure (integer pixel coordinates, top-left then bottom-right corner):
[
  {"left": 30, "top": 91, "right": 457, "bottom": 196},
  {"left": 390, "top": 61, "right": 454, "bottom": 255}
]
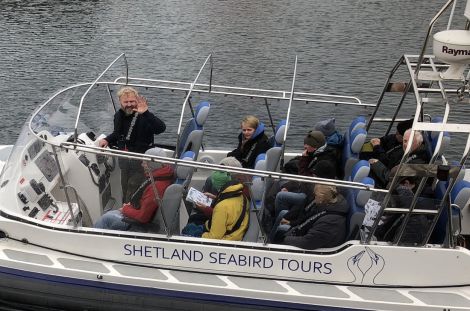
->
[{"left": 94, "top": 147, "right": 174, "bottom": 231}]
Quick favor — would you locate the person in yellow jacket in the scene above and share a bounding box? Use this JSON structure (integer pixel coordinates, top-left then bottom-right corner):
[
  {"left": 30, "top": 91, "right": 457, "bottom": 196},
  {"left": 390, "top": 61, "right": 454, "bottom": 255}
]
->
[{"left": 202, "top": 180, "right": 249, "bottom": 241}]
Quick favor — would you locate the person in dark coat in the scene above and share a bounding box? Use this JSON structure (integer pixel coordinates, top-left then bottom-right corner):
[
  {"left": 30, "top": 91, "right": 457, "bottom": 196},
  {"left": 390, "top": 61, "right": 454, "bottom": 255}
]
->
[
  {"left": 369, "top": 129, "right": 430, "bottom": 189},
  {"left": 227, "top": 115, "right": 270, "bottom": 169},
  {"left": 272, "top": 184, "right": 349, "bottom": 250},
  {"left": 360, "top": 118, "right": 413, "bottom": 166},
  {"left": 374, "top": 176, "right": 431, "bottom": 245},
  {"left": 98, "top": 86, "right": 166, "bottom": 202}
]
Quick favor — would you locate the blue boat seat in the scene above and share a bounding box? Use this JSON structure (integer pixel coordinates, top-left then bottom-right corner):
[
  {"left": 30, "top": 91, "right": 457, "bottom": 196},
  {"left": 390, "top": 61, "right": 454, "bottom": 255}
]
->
[
  {"left": 177, "top": 101, "right": 210, "bottom": 159},
  {"left": 343, "top": 116, "right": 367, "bottom": 179},
  {"left": 349, "top": 160, "right": 370, "bottom": 182},
  {"left": 430, "top": 117, "right": 450, "bottom": 157},
  {"left": 432, "top": 179, "right": 469, "bottom": 244},
  {"left": 346, "top": 176, "right": 375, "bottom": 240}
]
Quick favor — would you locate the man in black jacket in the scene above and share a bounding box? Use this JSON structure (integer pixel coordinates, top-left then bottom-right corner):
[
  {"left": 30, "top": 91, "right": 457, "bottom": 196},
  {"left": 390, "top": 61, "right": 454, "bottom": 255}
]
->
[
  {"left": 99, "top": 86, "right": 166, "bottom": 202},
  {"left": 369, "top": 129, "right": 430, "bottom": 189},
  {"left": 360, "top": 118, "right": 413, "bottom": 165}
]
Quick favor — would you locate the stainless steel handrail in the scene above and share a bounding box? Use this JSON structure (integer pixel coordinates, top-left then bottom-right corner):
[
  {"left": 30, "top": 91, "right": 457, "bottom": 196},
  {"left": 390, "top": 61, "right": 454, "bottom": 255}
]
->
[
  {"left": 174, "top": 54, "right": 212, "bottom": 158},
  {"left": 414, "top": 0, "right": 456, "bottom": 79},
  {"left": 73, "top": 54, "right": 128, "bottom": 142},
  {"left": 55, "top": 141, "right": 388, "bottom": 193}
]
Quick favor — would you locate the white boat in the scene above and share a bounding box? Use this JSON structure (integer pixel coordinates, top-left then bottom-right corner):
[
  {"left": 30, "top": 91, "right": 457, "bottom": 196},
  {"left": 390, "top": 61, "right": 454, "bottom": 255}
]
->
[{"left": 2, "top": 1, "right": 470, "bottom": 310}]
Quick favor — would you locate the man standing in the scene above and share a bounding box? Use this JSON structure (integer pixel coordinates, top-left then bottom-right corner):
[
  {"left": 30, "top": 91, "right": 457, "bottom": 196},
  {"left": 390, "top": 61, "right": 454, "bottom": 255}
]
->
[{"left": 99, "top": 86, "right": 166, "bottom": 202}]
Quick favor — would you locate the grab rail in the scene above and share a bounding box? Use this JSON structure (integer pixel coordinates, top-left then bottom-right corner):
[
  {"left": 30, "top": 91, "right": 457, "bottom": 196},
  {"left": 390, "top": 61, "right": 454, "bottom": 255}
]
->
[
  {"left": 174, "top": 54, "right": 213, "bottom": 158},
  {"left": 73, "top": 54, "right": 128, "bottom": 142},
  {"left": 414, "top": 0, "right": 456, "bottom": 79}
]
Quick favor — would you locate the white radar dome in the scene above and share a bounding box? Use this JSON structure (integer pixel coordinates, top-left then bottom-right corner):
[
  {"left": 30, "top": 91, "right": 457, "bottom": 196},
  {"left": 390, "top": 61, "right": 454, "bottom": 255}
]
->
[{"left": 433, "top": 29, "right": 470, "bottom": 79}]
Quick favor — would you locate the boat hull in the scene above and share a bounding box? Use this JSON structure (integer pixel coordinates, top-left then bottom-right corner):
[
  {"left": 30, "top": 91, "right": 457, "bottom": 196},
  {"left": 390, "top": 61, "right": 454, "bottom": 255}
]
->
[{"left": 1, "top": 236, "right": 470, "bottom": 311}]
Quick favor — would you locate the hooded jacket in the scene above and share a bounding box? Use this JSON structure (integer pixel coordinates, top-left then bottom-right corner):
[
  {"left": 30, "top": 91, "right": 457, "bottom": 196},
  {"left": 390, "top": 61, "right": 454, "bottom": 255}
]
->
[
  {"left": 121, "top": 165, "right": 174, "bottom": 223},
  {"left": 227, "top": 123, "right": 270, "bottom": 169},
  {"left": 283, "top": 194, "right": 349, "bottom": 250},
  {"left": 202, "top": 182, "right": 249, "bottom": 241}
]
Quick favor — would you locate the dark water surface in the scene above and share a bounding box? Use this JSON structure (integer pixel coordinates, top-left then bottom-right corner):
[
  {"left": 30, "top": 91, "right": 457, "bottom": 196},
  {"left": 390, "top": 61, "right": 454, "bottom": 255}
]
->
[
  {"left": 2, "top": 0, "right": 461, "bottom": 150},
  {"left": 0, "top": 1, "right": 468, "bottom": 310}
]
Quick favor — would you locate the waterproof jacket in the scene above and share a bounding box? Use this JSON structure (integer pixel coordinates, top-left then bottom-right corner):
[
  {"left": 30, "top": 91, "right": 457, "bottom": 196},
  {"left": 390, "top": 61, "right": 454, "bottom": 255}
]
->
[
  {"left": 106, "top": 109, "right": 166, "bottom": 154},
  {"left": 375, "top": 185, "right": 431, "bottom": 244},
  {"left": 283, "top": 194, "right": 349, "bottom": 250},
  {"left": 370, "top": 133, "right": 404, "bottom": 169},
  {"left": 370, "top": 144, "right": 430, "bottom": 189},
  {"left": 227, "top": 123, "right": 270, "bottom": 169},
  {"left": 121, "top": 165, "right": 174, "bottom": 223},
  {"left": 298, "top": 144, "right": 339, "bottom": 178},
  {"left": 202, "top": 183, "right": 249, "bottom": 241}
]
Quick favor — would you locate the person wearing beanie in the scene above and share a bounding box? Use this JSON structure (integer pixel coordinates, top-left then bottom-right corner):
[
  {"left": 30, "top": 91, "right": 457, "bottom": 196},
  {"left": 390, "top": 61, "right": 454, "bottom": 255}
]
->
[
  {"left": 299, "top": 130, "right": 338, "bottom": 178},
  {"left": 314, "top": 118, "right": 345, "bottom": 177},
  {"left": 227, "top": 115, "right": 271, "bottom": 169},
  {"left": 94, "top": 147, "right": 174, "bottom": 231},
  {"left": 182, "top": 157, "right": 243, "bottom": 234},
  {"left": 314, "top": 118, "right": 336, "bottom": 137}
]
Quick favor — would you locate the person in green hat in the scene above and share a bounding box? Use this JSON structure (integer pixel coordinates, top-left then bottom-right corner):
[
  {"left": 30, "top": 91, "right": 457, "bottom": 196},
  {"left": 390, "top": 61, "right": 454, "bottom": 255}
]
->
[{"left": 181, "top": 157, "right": 242, "bottom": 236}]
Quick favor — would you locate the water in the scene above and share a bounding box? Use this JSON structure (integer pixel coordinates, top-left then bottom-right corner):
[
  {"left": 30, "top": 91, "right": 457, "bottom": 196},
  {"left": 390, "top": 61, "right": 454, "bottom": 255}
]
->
[
  {"left": 0, "top": 1, "right": 465, "bottom": 310},
  {"left": 2, "top": 0, "right": 459, "bottom": 148}
]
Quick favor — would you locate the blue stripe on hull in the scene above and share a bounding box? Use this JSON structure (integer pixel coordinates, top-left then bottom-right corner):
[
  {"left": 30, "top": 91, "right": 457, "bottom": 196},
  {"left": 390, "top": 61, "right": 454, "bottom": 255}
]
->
[{"left": 0, "top": 265, "right": 364, "bottom": 311}]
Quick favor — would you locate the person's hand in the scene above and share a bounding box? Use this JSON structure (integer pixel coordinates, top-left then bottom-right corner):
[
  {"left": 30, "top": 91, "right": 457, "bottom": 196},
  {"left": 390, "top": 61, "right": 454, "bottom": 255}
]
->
[
  {"left": 369, "top": 158, "right": 379, "bottom": 164},
  {"left": 99, "top": 138, "right": 109, "bottom": 148},
  {"left": 135, "top": 95, "right": 149, "bottom": 114},
  {"left": 370, "top": 138, "right": 381, "bottom": 146},
  {"left": 195, "top": 202, "right": 209, "bottom": 212},
  {"left": 280, "top": 218, "right": 290, "bottom": 225},
  {"left": 204, "top": 192, "right": 216, "bottom": 199}
]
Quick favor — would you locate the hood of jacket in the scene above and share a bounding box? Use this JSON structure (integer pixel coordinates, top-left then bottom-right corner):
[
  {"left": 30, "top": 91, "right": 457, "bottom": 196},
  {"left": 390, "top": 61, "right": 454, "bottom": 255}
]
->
[
  {"left": 149, "top": 164, "right": 175, "bottom": 180},
  {"left": 326, "top": 131, "right": 344, "bottom": 147}
]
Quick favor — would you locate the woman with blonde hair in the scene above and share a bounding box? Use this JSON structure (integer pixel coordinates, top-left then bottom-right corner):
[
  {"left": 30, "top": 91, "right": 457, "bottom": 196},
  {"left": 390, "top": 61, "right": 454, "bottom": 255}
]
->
[
  {"left": 279, "top": 183, "right": 349, "bottom": 249},
  {"left": 227, "top": 115, "right": 270, "bottom": 168}
]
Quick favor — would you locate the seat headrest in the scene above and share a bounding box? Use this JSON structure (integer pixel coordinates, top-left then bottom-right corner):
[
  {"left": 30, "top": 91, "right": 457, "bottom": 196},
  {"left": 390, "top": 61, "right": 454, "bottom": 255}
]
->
[
  {"left": 251, "top": 122, "right": 265, "bottom": 140},
  {"left": 195, "top": 101, "right": 210, "bottom": 127},
  {"left": 350, "top": 128, "right": 367, "bottom": 154},
  {"left": 251, "top": 176, "right": 265, "bottom": 202},
  {"left": 430, "top": 117, "right": 444, "bottom": 139},
  {"left": 432, "top": 132, "right": 450, "bottom": 156},
  {"left": 176, "top": 151, "right": 195, "bottom": 180},
  {"left": 351, "top": 160, "right": 370, "bottom": 183},
  {"left": 356, "top": 177, "right": 375, "bottom": 207},
  {"left": 451, "top": 180, "right": 470, "bottom": 210},
  {"left": 349, "top": 116, "right": 366, "bottom": 133},
  {"left": 274, "top": 120, "right": 287, "bottom": 146},
  {"left": 452, "top": 162, "right": 466, "bottom": 183},
  {"left": 254, "top": 153, "right": 266, "bottom": 171}
]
